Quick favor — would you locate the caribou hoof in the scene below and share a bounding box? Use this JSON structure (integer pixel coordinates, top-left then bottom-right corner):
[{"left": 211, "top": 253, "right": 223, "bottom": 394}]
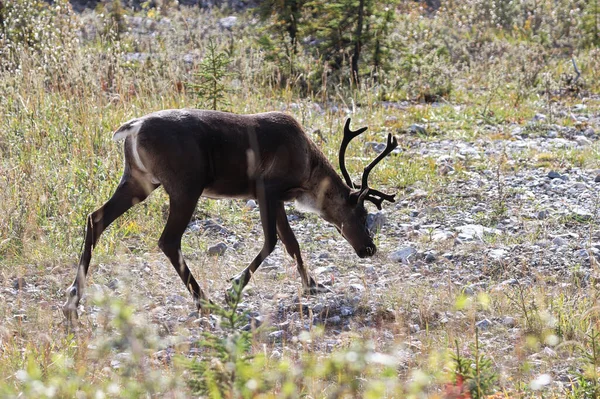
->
[{"left": 305, "top": 281, "right": 332, "bottom": 295}]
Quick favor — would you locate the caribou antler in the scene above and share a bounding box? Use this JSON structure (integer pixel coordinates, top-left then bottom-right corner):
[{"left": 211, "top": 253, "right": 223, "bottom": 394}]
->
[
  {"left": 357, "top": 133, "right": 398, "bottom": 206},
  {"left": 339, "top": 118, "right": 398, "bottom": 209},
  {"left": 339, "top": 118, "right": 367, "bottom": 189}
]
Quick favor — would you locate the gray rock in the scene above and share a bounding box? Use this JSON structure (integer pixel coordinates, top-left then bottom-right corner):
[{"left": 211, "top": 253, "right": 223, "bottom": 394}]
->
[
  {"left": 532, "top": 113, "right": 547, "bottom": 122},
  {"left": 552, "top": 237, "right": 568, "bottom": 247},
  {"left": 548, "top": 171, "right": 562, "bottom": 179},
  {"left": 219, "top": 16, "right": 237, "bottom": 29},
  {"left": 268, "top": 330, "right": 284, "bottom": 340},
  {"left": 584, "top": 127, "right": 596, "bottom": 137},
  {"left": 367, "top": 212, "right": 387, "bottom": 233},
  {"left": 350, "top": 283, "right": 365, "bottom": 292},
  {"left": 536, "top": 210, "right": 550, "bottom": 220},
  {"left": 476, "top": 318, "right": 492, "bottom": 329},
  {"left": 389, "top": 247, "right": 418, "bottom": 264},
  {"left": 312, "top": 303, "right": 325, "bottom": 314},
  {"left": 340, "top": 306, "right": 354, "bottom": 316},
  {"left": 576, "top": 249, "right": 590, "bottom": 259},
  {"left": 455, "top": 224, "right": 500, "bottom": 241},
  {"left": 208, "top": 242, "right": 227, "bottom": 256},
  {"left": 575, "top": 135, "right": 593, "bottom": 146},
  {"left": 409, "top": 324, "right": 420, "bottom": 333},
  {"left": 432, "top": 230, "right": 454, "bottom": 242},
  {"left": 408, "top": 124, "right": 427, "bottom": 135},
  {"left": 502, "top": 316, "right": 517, "bottom": 328},
  {"left": 12, "top": 278, "right": 26, "bottom": 290},
  {"left": 595, "top": 174, "right": 600, "bottom": 183},
  {"left": 245, "top": 200, "right": 257, "bottom": 210},
  {"left": 424, "top": 252, "right": 437, "bottom": 263},
  {"left": 489, "top": 248, "right": 507, "bottom": 260},
  {"left": 572, "top": 207, "right": 593, "bottom": 221},
  {"left": 107, "top": 279, "right": 120, "bottom": 290},
  {"left": 472, "top": 205, "right": 486, "bottom": 213}
]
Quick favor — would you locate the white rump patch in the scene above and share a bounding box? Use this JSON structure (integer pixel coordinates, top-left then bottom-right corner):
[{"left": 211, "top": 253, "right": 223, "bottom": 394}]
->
[
  {"left": 113, "top": 119, "right": 159, "bottom": 184},
  {"left": 112, "top": 119, "right": 143, "bottom": 141}
]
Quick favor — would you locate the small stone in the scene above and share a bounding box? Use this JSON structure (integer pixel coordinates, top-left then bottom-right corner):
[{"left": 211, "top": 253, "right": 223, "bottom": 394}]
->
[
  {"left": 576, "top": 249, "right": 590, "bottom": 259},
  {"left": 530, "top": 374, "right": 552, "bottom": 391},
  {"left": 489, "top": 248, "right": 507, "bottom": 260},
  {"left": 367, "top": 212, "right": 387, "bottom": 233},
  {"left": 312, "top": 303, "right": 324, "bottom": 314},
  {"left": 208, "top": 242, "right": 227, "bottom": 256},
  {"left": 340, "top": 306, "right": 354, "bottom": 316},
  {"left": 408, "top": 124, "right": 427, "bottom": 135},
  {"left": 326, "top": 316, "right": 342, "bottom": 325},
  {"left": 409, "top": 324, "right": 420, "bottom": 333},
  {"left": 532, "top": 113, "right": 547, "bottom": 122},
  {"left": 268, "top": 330, "right": 284, "bottom": 340},
  {"left": 107, "top": 279, "right": 120, "bottom": 290},
  {"left": 245, "top": 200, "right": 257, "bottom": 210},
  {"left": 572, "top": 207, "right": 593, "bottom": 221},
  {"left": 12, "top": 278, "right": 26, "bottom": 290},
  {"left": 476, "top": 318, "right": 492, "bottom": 329},
  {"left": 389, "top": 247, "right": 418, "bottom": 264},
  {"left": 595, "top": 175, "right": 600, "bottom": 183},
  {"left": 424, "top": 252, "right": 437, "bottom": 263},
  {"left": 584, "top": 127, "right": 595, "bottom": 137},
  {"left": 350, "top": 283, "right": 365, "bottom": 292},
  {"left": 502, "top": 316, "right": 517, "bottom": 328},
  {"left": 218, "top": 16, "right": 237, "bottom": 29},
  {"left": 409, "top": 210, "right": 420, "bottom": 217},
  {"left": 547, "top": 171, "right": 562, "bottom": 179},
  {"left": 536, "top": 210, "right": 549, "bottom": 220},
  {"left": 552, "top": 237, "right": 568, "bottom": 247},
  {"left": 575, "top": 135, "right": 593, "bottom": 146}
]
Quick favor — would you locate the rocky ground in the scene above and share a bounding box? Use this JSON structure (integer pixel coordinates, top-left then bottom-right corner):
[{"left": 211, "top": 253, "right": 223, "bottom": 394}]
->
[{"left": 3, "top": 100, "right": 600, "bottom": 395}]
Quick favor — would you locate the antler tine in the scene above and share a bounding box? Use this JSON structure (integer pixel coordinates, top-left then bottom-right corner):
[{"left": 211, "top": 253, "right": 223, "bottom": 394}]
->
[
  {"left": 358, "top": 133, "right": 398, "bottom": 203},
  {"left": 365, "top": 194, "right": 384, "bottom": 210},
  {"left": 339, "top": 118, "right": 368, "bottom": 189}
]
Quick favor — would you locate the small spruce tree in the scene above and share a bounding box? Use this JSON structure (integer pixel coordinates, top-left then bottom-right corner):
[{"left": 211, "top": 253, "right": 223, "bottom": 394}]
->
[{"left": 188, "top": 39, "right": 232, "bottom": 110}]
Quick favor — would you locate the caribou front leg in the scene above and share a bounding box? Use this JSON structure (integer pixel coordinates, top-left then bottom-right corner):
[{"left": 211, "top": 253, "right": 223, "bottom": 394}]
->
[{"left": 275, "top": 202, "right": 330, "bottom": 294}]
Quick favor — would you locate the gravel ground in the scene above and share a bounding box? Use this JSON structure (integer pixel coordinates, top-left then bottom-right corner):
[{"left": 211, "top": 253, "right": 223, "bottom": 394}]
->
[{"left": 3, "top": 102, "right": 600, "bottom": 395}]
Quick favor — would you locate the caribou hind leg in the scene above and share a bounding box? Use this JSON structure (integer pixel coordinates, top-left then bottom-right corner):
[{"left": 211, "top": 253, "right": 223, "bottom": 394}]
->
[{"left": 63, "top": 174, "right": 157, "bottom": 325}]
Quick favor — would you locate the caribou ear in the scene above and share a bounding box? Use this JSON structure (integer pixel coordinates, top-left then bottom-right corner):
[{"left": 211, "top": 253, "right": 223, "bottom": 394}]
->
[{"left": 348, "top": 191, "right": 361, "bottom": 206}]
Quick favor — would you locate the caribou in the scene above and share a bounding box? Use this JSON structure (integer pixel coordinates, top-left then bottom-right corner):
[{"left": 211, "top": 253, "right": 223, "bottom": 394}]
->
[{"left": 63, "top": 110, "right": 398, "bottom": 322}]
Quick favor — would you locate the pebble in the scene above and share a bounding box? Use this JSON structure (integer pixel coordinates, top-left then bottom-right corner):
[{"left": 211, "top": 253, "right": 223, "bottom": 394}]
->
[
  {"left": 268, "top": 330, "right": 284, "bottom": 340},
  {"left": 408, "top": 124, "right": 427, "bottom": 135},
  {"left": 367, "top": 212, "right": 387, "bottom": 233},
  {"left": 552, "top": 237, "right": 568, "bottom": 247},
  {"left": 12, "top": 278, "right": 26, "bottom": 290},
  {"left": 389, "top": 247, "right": 418, "bottom": 264},
  {"left": 476, "top": 318, "right": 492, "bottom": 329},
  {"left": 547, "top": 171, "right": 562, "bottom": 180},
  {"left": 208, "top": 242, "right": 227, "bottom": 256}
]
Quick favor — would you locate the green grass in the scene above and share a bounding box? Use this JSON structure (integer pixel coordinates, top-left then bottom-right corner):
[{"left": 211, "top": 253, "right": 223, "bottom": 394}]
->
[{"left": 4, "top": 0, "right": 600, "bottom": 397}]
